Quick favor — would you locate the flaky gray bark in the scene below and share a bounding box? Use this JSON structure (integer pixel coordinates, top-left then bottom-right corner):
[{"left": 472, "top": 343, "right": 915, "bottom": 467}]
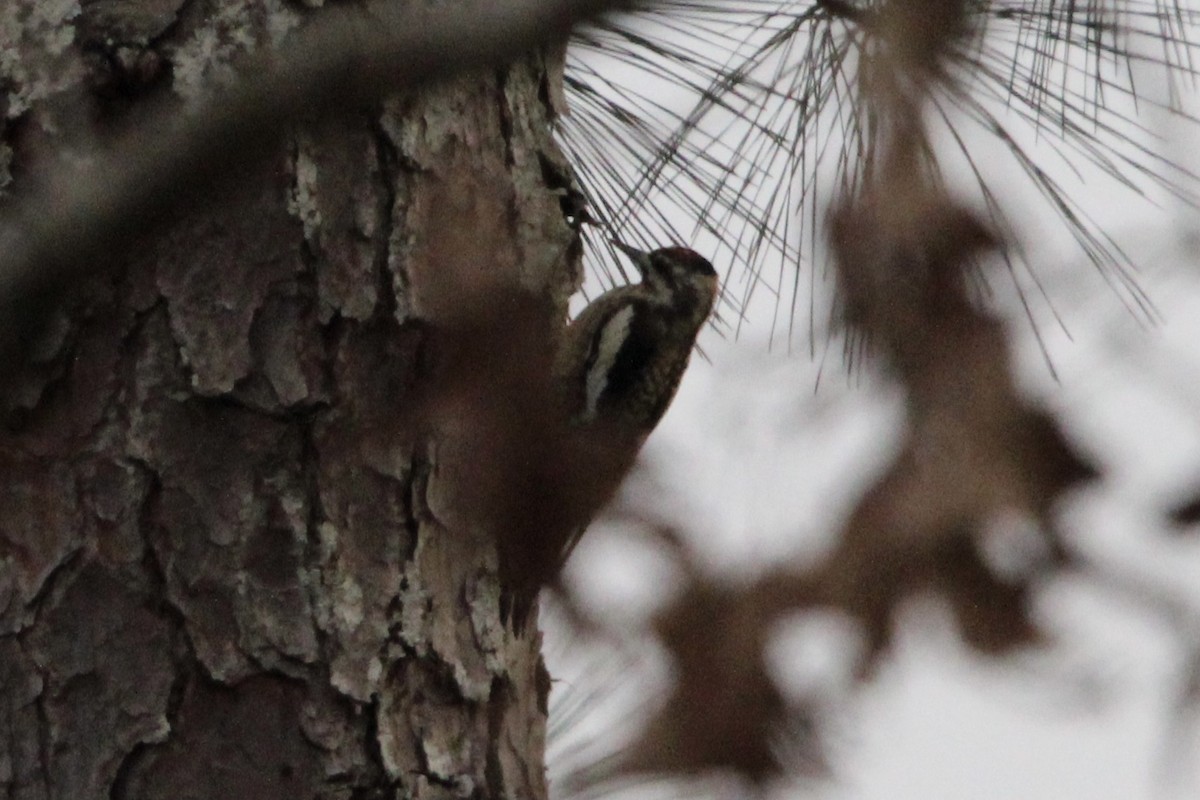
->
[{"left": 0, "top": 1, "right": 578, "bottom": 798}]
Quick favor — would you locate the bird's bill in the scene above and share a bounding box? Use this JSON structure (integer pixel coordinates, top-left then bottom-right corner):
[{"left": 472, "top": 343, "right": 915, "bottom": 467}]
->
[{"left": 611, "top": 240, "right": 652, "bottom": 277}]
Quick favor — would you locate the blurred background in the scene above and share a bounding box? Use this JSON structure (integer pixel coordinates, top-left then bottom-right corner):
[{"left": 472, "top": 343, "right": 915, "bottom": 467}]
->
[{"left": 544, "top": 4, "right": 1200, "bottom": 797}]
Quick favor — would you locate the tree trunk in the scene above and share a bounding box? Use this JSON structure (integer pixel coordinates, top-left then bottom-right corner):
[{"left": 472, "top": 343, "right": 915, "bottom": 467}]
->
[{"left": 0, "top": 2, "right": 577, "bottom": 798}]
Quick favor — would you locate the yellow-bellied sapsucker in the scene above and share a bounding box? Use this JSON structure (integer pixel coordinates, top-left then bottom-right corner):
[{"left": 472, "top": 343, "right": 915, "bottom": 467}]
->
[
  {"left": 556, "top": 241, "right": 718, "bottom": 439},
  {"left": 501, "top": 240, "right": 718, "bottom": 628}
]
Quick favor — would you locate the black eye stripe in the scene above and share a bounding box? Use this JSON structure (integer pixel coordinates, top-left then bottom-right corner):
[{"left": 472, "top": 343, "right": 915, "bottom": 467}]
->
[{"left": 650, "top": 256, "right": 677, "bottom": 286}]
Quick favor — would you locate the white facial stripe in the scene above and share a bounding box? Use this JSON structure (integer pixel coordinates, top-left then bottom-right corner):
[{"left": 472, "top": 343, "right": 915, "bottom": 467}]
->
[{"left": 584, "top": 305, "right": 636, "bottom": 419}]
